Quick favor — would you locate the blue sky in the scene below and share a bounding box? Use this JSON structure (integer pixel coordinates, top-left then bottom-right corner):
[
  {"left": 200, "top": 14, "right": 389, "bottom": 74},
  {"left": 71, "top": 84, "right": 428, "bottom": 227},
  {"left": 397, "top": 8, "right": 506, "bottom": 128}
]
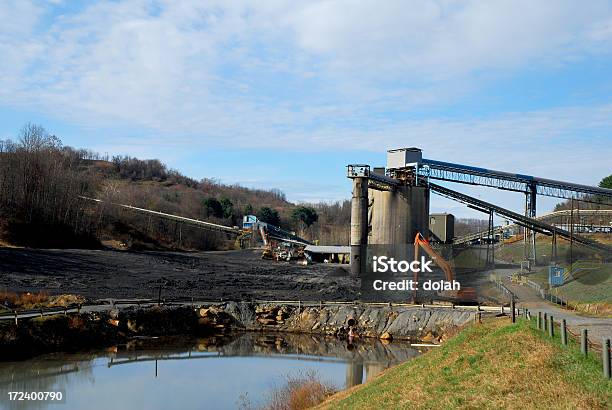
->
[{"left": 1, "top": 1, "right": 612, "bottom": 218}]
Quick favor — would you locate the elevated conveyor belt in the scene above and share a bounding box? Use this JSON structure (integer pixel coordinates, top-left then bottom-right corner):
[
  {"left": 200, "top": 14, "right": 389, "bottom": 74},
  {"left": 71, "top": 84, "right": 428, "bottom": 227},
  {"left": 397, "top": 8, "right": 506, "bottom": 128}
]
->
[
  {"left": 428, "top": 183, "right": 612, "bottom": 254},
  {"left": 419, "top": 159, "right": 612, "bottom": 203},
  {"left": 79, "top": 196, "right": 240, "bottom": 234},
  {"left": 454, "top": 209, "right": 612, "bottom": 245},
  {"left": 453, "top": 226, "right": 507, "bottom": 245},
  {"left": 78, "top": 196, "right": 311, "bottom": 245}
]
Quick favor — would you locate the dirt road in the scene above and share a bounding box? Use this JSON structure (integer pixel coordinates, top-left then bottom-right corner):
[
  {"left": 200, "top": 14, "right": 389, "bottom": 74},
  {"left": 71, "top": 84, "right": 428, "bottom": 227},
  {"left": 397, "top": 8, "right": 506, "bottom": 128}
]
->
[
  {"left": 496, "top": 268, "right": 612, "bottom": 341},
  {"left": 0, "top": 248, "right": 358, "bottom": 301}
]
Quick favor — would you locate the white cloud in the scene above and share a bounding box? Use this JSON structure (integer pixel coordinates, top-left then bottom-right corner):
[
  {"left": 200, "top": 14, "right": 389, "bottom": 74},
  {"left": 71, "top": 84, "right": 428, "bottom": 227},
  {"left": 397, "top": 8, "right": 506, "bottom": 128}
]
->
[
  {"left": 0, "top": 0, "right": 611, "bottom": 212},
  {"left": 286, "top": 0, "right": 612, "bottom": 77},
  {"left": 1, "top": 0, "right": 612, "bottom": 135}
]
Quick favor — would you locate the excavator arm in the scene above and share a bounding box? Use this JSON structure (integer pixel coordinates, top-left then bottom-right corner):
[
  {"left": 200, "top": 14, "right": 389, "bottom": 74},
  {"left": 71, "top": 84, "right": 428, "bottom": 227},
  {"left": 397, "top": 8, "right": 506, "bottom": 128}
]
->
[
  {"left": 414, "top": 232, "right": 454, "bottom": 282},
  {"left": 413, "top": 232, "right": 476, "bottom": 303}
]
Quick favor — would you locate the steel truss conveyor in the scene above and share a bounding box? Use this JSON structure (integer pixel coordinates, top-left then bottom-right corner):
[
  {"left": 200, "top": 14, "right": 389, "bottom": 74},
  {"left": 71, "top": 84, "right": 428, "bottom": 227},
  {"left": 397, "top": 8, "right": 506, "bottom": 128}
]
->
[
  {"left": 428, "top": 182, "right": 612, "bottom": 254},
  {"left": 419, "top": 159, "right": 612, "bottom": 209},
  {"left": 454, "top": 209, "right": 612, "bottom": 245}
]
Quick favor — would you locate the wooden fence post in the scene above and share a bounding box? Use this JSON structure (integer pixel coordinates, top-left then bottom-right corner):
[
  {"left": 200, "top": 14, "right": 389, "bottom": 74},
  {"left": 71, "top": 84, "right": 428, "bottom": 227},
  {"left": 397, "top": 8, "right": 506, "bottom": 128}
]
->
[
  {"left": 581, "top": 329, "right": 588, "bottom": 356},
  {"left": 561, "top": 319, "right": 567, "bottom": 346},
  {"left": 603, "top": 339, "right": 610, "bottom": 379},
  {"left": 543, "top": 313, "right": 548, "bottom": 331},
  {"left": 548, "top": 315, "right": 554, "bottom": 338},
  {"left": 537, "top": 312, "right": 541, "bottom": 330}
]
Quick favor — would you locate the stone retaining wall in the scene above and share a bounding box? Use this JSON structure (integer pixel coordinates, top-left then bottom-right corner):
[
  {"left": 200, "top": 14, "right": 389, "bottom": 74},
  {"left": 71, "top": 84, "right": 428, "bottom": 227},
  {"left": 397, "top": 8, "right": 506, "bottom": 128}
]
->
[
  {"left": 201, "top": 302, "right": 487, "bottom": 343},
  {"left": 0, "top": 302, "right": 491, "bottom": 359}
]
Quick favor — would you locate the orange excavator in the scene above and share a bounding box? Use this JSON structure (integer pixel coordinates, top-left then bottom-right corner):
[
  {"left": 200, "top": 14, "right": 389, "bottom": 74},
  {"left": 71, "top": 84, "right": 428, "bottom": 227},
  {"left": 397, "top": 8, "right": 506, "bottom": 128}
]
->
[{"left": 413, "top": 232, "right": 477, "bottom": 303}]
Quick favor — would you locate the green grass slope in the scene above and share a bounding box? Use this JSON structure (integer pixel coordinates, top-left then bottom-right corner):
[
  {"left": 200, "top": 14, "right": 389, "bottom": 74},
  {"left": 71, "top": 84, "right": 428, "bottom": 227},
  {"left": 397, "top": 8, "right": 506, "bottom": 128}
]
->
[{"left": 319, "top": 318, "right": 611, "bottom": 409}]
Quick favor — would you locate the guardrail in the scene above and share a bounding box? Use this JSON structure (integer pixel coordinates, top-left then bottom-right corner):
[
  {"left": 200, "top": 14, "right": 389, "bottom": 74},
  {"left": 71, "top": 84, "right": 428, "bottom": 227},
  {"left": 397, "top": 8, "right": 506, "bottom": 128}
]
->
[
  {"left": 0, "top": 304, "right": 82, "bottom": 324},
  {"left": 522, "top": 278, "right": 571, "bottom": 307},
  {"left": 489, "top": 274, "right": 519, "bottom": 323},
  {"left": 491, "top": 278, "right": 515, "bottom": 300}
]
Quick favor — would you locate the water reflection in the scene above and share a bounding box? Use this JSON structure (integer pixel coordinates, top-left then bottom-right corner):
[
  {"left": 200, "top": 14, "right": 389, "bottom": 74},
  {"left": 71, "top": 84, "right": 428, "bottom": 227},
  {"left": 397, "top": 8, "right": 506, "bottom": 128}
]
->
[{"left": 0, "top": 333, "right": 423, "bottom": 410}]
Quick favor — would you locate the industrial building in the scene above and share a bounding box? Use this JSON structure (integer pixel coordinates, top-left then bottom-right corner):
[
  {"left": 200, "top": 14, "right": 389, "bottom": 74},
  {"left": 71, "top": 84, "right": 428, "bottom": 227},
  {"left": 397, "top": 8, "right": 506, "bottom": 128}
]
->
[
  {"left": 429, "top": 213, "right": 454, "bottom": 243},
  {"left": 304, "top": 245, "right": 350, "bottom": 264},
  {"left": 347, "top": 147, "right": 612, "bottom": 277}
]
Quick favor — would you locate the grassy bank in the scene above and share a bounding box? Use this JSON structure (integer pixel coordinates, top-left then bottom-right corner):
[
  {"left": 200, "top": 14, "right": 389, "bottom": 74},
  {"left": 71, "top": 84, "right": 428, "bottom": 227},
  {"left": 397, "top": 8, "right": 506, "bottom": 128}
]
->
[
  {"left": 495, "top": 236, "right": 608, "bottom": 266},
  {"left": 552, "top": 265, "right": 612, "bottom": 316},
  {"left": 318, "top": 317, "right": 611, "bottom": 409},
  {"left": 523, "top": 265, "right": 612, "bottom": 301}
]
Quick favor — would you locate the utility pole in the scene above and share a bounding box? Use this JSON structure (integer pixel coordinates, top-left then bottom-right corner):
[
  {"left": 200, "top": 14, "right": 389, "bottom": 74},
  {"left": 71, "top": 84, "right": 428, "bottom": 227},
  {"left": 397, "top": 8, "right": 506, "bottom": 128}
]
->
[
  {"left": 529, "top": 182, "right": 537, "bottom": 267},
  {"left": 524, "top": 193, "right": 529, "bottom": 268},
  {"left": 570, "top": 198, "right": 574, "bottom": 268},
  {"left": 551, "top": 229, "right": 557, "bottom": 264}
]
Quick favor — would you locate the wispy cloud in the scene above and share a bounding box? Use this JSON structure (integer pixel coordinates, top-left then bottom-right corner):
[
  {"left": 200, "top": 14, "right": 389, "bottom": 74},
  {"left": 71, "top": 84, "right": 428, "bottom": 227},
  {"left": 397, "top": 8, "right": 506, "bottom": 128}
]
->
[
  {"left": 1, "top": 1, "right": 611, "bottom": 209},
  {"left": 2, "top": 0, "right": 612, "bottom": 137}
]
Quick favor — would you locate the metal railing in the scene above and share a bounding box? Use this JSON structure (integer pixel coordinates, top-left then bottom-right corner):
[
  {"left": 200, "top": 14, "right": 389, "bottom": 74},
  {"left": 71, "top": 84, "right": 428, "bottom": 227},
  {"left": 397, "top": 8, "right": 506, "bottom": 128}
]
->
[
  {"left": 0, "top": 297, "right": 516, "bottom": 324},
  {"left": 521, "top": 278, "right": 571, "bottom": 307},
  {"left": 0, "top": 304, "right": 83, "bottom": 324}
]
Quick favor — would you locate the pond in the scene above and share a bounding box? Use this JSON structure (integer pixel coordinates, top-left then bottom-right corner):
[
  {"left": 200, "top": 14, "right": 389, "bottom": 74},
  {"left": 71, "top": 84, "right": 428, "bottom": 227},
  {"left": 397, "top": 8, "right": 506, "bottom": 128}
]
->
[{"left": 0, "top": 333, "right": 424, "bottom": 410}]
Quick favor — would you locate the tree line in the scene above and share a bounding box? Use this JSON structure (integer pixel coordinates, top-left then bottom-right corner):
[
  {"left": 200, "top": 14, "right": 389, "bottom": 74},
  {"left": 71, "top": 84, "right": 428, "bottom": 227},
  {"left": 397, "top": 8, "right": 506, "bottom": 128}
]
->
[
  {"left": 0, "top": 123, "right": 505, "bottom": 250},
  {"left": 0, "top": 124, "right": 101, "bottom": 247},
  {"left": 0, "top": 124, "right": 346, "bottom": 249},
  {"left": 553, "top": 175, "right": 612, "bottom": 211}
]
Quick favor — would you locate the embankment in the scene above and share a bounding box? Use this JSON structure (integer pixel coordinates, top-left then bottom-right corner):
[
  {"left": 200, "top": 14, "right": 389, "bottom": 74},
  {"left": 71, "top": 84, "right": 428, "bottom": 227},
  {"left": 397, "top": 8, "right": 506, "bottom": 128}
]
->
[
  {"left": 317, "top": 317, "right": 611, "bottom": 409},
  {"left": 216, "top": 301, "right": 480, "bottom": 342},
  {"left": 0, "top": 302, "right": 486, "bottom": 360}
]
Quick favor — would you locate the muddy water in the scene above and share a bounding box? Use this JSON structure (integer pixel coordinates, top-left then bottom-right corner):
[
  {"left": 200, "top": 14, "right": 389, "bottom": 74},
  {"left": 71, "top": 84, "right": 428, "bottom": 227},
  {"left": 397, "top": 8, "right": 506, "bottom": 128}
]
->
[{"left": 0, "top": 333, "right": 423, "bottom": 410}]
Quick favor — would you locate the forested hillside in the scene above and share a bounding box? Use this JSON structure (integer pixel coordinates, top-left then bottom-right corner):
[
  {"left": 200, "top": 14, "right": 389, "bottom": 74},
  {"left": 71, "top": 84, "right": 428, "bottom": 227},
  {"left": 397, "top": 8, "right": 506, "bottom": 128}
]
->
[
  {"left": 0, "top": 124, "right": 494, "bottom": 251},
  {"left": 0, "top": 124, "right": 354, "bottom": 250}
]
